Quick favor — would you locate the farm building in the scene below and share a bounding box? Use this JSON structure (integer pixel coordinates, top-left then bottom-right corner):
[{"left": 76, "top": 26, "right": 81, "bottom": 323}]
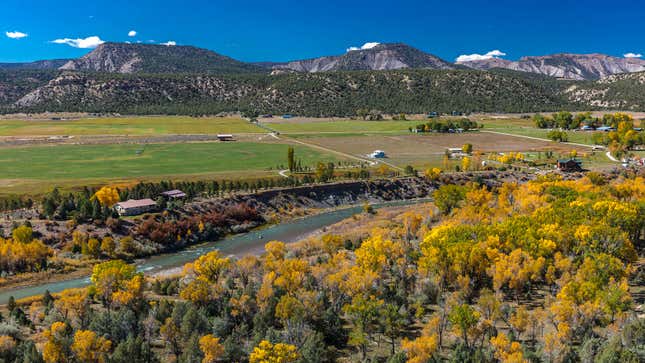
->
[
  {"left": 556, "top": 159, "right": 583, "bottom": 172},
  {"left": 217, "top": 134, "right": 235, "bottom": 141},
  {"left": 162, "top": 189, "right": 187, "bottom": 199},
  {"left": 115, "top": 198, "right": 157, "bottom": 216}
]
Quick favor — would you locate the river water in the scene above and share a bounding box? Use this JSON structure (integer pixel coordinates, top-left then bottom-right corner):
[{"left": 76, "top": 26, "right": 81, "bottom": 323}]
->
[{"left": 0, "top": 199, "right": 429, "bottom": 304}]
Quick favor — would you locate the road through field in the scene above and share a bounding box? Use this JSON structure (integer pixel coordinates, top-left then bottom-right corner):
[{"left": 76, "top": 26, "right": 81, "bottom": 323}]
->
[
  {"left": 480, "top": 130, "right": 596, "bottom": 149},
  {"left": 286, "top": 136, "right": 402, "bottom": 171},
  {"left": 267, "top": 131, "right": 402, "bottom": 171},
  {"left": 480, "top": 130, "right": 619, "bottom": 164}
]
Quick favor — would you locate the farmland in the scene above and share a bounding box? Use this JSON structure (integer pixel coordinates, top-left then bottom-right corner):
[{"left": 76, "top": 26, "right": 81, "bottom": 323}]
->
[
  {"left": 262, "top": 118, "right": 421, "bottom": 135},
  {"left": 0, "top": 114, "right": 628, "bottom": 196},
  {"left": 0, "top": 141, "right": 342, "bottom": 195},
  {"left": 296, "top": 132, "right": 598, "bottom": 169},
  {"left": 0, "top": 116, "right": 264, "bottom": 136},
  {"left": 479, "top": 117, "right": 599, "bottom": 145}
]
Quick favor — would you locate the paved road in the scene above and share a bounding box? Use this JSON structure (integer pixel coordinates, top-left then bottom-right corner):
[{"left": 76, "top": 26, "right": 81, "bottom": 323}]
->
[{"left": 605, "top": 151, "right": 620, "bottom": 162}]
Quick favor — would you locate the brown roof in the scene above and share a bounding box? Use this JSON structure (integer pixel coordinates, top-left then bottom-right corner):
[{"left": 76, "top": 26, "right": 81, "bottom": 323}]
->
[{"left": 116, "top": 199, "right": 156, "bottom": 209}]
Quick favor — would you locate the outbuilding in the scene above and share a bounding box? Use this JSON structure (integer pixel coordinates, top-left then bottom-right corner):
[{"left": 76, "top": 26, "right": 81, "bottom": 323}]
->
[
  {"left": 161, "top": 189, "right": 187, "bottom": 199},
  {"left": 114, "top": 199, "right": 157, "bottom": 216},
  {"left": 217, "top": 134, "right": 235, "bottom": 141},
  {"left": 556, "top": 158, "right": 583, "bottom": 172}
]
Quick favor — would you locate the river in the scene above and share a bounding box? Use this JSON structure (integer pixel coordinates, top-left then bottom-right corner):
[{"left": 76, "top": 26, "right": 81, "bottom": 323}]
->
[{"left": 0, "top": 199, "right": 429, "bottom": 304}]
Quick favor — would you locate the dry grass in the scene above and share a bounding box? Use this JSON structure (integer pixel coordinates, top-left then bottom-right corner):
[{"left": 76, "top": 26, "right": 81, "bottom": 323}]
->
[{"left": 296, "top": 133, "right": 589, "bottom": 169}]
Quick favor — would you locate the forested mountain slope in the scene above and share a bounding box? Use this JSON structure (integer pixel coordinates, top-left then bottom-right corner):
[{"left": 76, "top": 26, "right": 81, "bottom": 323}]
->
[
  {"left": 5, "top": 69, "right": 571, "bottom": 116},
  {"left": 2, "top": 67, "right": 645, "bottom": 115}
]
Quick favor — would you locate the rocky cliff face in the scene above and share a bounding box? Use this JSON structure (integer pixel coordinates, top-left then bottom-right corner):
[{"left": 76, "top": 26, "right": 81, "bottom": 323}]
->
[
  {"left": 458, "top": 53, "right": 645, "bottom": 80},
  {"left": 60, "top": 44, "right": 142, "bottom": 73},
  {"left": 270, "top": 43, "right": 455, "bottom": 73}
]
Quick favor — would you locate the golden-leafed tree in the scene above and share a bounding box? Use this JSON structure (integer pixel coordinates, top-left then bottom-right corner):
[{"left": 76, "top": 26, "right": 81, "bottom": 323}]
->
[
  {"left": 249, "top": 340, "right": 298, "bottom": 363},
  {"left": 71, "top": 330, "right": 111, "bottom": 363},
  {"left": 199, "top": 334, "right": 224, "bottom": 363},
  {"left": 92, "top": 186, "right": 120, "bottom": 207}
]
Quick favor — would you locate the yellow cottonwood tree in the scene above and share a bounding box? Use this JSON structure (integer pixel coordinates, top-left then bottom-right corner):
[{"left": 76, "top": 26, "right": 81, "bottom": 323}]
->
[
  {"left": 401, "top": 335, "right": 438, "bottom": 363},
  {"left": 249, "top": 340, "right": 298, "bottom": 363},
  {"left": 71, "top": 330, "right": 111, "bottom": 363},
  {"left": 490, "top": 332, "right": 527, "bottom": 363},
  {"left": 43, "top": 322, "right": 72, "bottom": 363},
  {"left": 92, "top": 186, "right": 120, "bottom": 207},
  {"left": 199, "top": 334, "right": 224, "bottom": 363}
]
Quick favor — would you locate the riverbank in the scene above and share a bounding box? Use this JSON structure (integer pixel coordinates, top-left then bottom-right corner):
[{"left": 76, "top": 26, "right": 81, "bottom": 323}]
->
[
  {"left": 0, "top": 171, "right": 550, "bottom": 301},
  {"left": 0, "top": 198, "right": 434, "bottom": 304}
]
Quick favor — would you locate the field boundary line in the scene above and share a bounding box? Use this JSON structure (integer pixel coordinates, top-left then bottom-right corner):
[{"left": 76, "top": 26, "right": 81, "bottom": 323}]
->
[{"left": 481, "top": 130, "right": 596, "bottom": 149}]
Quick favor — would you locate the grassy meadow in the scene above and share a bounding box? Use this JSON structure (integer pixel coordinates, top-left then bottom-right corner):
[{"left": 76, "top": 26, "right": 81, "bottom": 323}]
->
[
  {"left": 0, "top": 114, "right": 625, "bottom": 196},
  {"left": 264, "top": 119, "right": 420, "bottom": 135},
  {"left": 0, "top": 142, "right": 342, "bottom": 195},
  {"left": 0, "top": 116, "right": 264, "bottom": 136}
]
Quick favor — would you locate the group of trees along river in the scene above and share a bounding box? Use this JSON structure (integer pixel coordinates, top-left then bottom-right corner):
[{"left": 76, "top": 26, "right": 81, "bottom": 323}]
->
[{"left": 0, "top": 171, "right": 643, "bottom": 362}]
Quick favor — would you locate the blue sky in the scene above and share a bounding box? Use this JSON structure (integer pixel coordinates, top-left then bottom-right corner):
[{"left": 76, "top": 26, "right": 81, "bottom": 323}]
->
[{"left": 1, "top": 0, "right": 643, "bottom": 63}]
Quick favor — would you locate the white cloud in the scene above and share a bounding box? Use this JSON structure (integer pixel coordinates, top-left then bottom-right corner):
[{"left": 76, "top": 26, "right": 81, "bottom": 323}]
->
[
  {"left": 624, "top": 52, "right": 642, "bottom": 58},
  {"left": 6, "top": 31, "right": 28, "bottom": 39},
  {"left": 161, "top": 40, "right": 176, "bottom": 46},
  {"left": 51, "top": 36, "right": 105, "bottom": 49},
  {"left": 456, "top": 49, "right": 507, "bottom": 62},
  {"left": 347, "top": 42, "right": 380, "bottom": 52},
  {"left": 128, "top": 30, "right": 137, "bottom": 37}
]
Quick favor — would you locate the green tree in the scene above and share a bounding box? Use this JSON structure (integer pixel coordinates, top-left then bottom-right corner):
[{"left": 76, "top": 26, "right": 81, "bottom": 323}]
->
[
  {"left": 380, "top": 303, "right": 408, "bottom": 356},
  {"left": 287, "top": 146, "right": 295, "bottom": 172},
  {"left": 553, "top": 111, "right": 574, "bottom": 129},
  {"left": 449, "top": 304, "right": 480, "bottom": 348},
  {"left": 433, "top": 185, "right": 467, "bottom": 215},
  {"left": 12, "top": 225, "right": 33, "bottom": 243}
]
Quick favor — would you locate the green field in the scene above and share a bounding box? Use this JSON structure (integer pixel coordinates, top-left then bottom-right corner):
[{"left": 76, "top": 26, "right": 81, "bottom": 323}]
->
[
  {"left": 0, "top": 116, "right": 264, "bottom": 136},
  {"left": 266, "top": 120, "right": 421, "bottom": 135},
  {"left": 0, "top": 141, "right": 341, "bottom": 194}
]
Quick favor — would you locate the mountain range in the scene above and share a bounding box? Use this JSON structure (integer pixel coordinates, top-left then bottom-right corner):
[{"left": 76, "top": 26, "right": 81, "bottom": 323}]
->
[
  {"left": 265, "top": 43, "right": 455, "bottom": 73},
  {"left": 2, "top": 42, "right": 645, "bottom": 81},
  {"left": 0, "top": 59, "right": 70, "bottom": 70},
  {"left": 457, "top": 53, "right": 645, "bottom": 80},
  {"left": 1, "top": 42, "right": 645, "bottom": 115},
  {"left": 58, "top": 42, "right": 265, "bottom": 74}
]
